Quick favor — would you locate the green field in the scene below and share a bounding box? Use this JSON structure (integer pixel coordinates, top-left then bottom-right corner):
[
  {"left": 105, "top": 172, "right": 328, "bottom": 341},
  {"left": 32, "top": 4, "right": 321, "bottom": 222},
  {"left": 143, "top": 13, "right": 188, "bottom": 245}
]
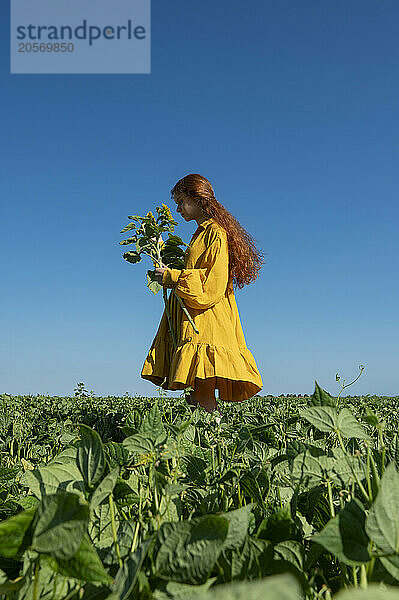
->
[{"left": 0, "top": 383, "right": 399, "bottom": 599}]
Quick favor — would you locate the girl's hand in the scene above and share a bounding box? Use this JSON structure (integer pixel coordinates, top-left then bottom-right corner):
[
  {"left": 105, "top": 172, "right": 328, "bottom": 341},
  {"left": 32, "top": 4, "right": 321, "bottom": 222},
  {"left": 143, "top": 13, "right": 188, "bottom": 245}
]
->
[{"left": 154, "top": 267, "right": 168, "bottom": 284}]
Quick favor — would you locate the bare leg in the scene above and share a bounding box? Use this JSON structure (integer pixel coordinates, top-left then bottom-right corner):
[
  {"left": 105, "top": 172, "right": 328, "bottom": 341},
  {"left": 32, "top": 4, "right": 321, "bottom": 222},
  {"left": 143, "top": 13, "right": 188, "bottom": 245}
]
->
[{"left": 189, "top": 377, "right": 217, "bottom": 413}]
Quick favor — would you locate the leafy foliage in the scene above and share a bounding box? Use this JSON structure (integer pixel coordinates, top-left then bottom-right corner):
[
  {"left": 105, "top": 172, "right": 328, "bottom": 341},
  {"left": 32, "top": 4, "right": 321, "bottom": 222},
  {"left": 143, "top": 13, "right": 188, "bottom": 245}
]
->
[{"left": 0, "top": 382, "right": 398, "bottom": 598}]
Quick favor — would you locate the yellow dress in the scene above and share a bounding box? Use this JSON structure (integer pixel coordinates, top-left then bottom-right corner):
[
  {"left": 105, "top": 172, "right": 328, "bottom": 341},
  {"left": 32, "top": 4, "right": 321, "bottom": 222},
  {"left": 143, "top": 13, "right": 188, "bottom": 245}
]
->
[{"left": 141, "top": 218, "right": 263, "bottom": 402}]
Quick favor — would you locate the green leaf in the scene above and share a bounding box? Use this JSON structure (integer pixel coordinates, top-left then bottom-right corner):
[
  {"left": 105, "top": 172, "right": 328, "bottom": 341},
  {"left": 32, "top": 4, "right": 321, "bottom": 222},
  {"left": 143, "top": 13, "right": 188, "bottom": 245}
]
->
[
  {"left": 362, "top": 407, "right": 380, "bottom": 427},
  {"left": 273, "top": 540, "right": 304, "bottom": 571},
  {"left": 108, "top": 537, "right": 152, "bottom": 599},
  {"left": 303, "top": 406, "right": 370, "bottom": 439},
  {"left": 337, "top": 408, "right": 371, "bottom": 439},
  {"left": 257, "top": 507, "right": 295, "bottom": 544},
  {"left": 228, "top": 537, "right": 274, "bottom": 581},
  {"left": 136, "top": 237, "right": 152, "bottom": 252},
  {"left": 90, "top": 467, "right": 119, "bottom": 509},
  {"left": 53, "top": 534, "right": 113, "bottom": 584},
  {"left": 119, "top": 235, "right": 138, "bottom": 246},
  {"left": 335, "top": 585, "right": 399, "bottom": 599},
  {"left": 120, "top": 222, "right": 137, "bottom": 233},
  {"left": 330, "top": 447, "right": 366, "bottom": 488},
  {"left": 122, "top": 433, "right": 155, "bottom": 456},
  {"left": 312, "top": 498, "right": 370, "bottom": 565},
  {"left": 32, "top": 492, "right": 89, "bottom": 560},
  {"left": 146, "top": 270, "right": 162, "bottom": 295},
  {"left": 0, "top": 506, "right": 36, "bottom": 558},
  {"left": 309, "top": 381, "right": 336, "bottom": 408},
  {"left": 220, "top": 504, "right": 253, "bottom": 551},
  {"left": 123, "top": 250, "right": 142, "bottom": 264},
  {"left": 104, "top": 442, "right": 131, "bottom": 469},
  {"left": 163, "top": 578, "right": 217, "bottom": 598},
  {"left": 366, "top": 462, "right": 399, "bottom": 555},
  {"left": 182, "top": 573, "right": 300, "bottom": 600},
  {"left": 21, "top": 461, "right": 85, "bottom": 499},
  {"left": 239, "top": 471, "right": 264, "bottom": 506},
  {"left": 290, "top": 451, "right": 336, "bottom": 487},
  {"left": 77, "top": 424, "right": 106, "bottom": 488},
  {"left": 379, "top": 553, "right": 399, "bottom": 583},
  {"left": 300, "top": 406, "right": 338, "bottom": 433},
  {"left": 89, "top": 503, "right": 116, "bottom": 556},
  {"left": 140, "top": 404, "right": 166, "bottom": 443},
  {"left": 155, "top": 515, "right": 229, "bottom": 584},
  {"left": 167, "top": 234, "right": 183, "bottom": 245},
  {"left": 0, "top": 569, "right": 24, "bottom": 594}
]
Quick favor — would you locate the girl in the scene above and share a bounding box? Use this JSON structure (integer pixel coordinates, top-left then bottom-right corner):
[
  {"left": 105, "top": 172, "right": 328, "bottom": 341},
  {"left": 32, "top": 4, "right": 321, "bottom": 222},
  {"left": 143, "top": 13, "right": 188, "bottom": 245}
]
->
[{"left": 141, "top": 173, "right": 264, "bottom": 413}]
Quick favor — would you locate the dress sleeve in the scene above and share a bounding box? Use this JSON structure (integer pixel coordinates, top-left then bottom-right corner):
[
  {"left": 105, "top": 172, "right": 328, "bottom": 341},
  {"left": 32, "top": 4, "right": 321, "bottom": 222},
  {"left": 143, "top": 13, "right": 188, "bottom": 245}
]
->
[{"left": 162, "top": 233, "right": 228, "bottom": 310}]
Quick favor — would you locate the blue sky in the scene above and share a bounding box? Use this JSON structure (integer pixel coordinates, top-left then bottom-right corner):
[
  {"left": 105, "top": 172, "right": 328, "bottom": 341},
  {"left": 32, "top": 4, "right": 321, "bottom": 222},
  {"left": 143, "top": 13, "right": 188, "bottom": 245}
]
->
[{"left": 1, "top": 0, "right": 398, "bottom": 398}]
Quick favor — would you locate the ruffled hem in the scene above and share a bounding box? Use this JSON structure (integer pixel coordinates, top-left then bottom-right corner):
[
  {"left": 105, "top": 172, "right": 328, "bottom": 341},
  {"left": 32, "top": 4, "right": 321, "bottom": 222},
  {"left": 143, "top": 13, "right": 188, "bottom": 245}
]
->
[{"left": 141, "top": 338, "right": 263, "bottom": 403}]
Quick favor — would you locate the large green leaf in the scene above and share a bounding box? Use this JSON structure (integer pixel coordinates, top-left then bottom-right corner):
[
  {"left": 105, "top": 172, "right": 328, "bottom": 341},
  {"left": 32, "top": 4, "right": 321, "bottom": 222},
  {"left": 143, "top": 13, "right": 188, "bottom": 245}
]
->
[
  {"left": 220, "top": 504, "right": 253, "bottom": 551},
  {"left": 155, "top": 515, "right": 229, "bottom": 584},
  {"left": 122, "top": 433, "right": 155, "bottom": 455},
  {"left": 300, "top": 406, "right": 338, "bottom": 433},
  {"left": 90, "top": 467, "right": 119, "bottom": 509},
  {"left": 0, "top": 507, "right": 36, "bottom": 558},
  {"left": 273, "top": 540, "right": 304, "bottom": 571},
  {"left": 16, "top": 555, "right": 79, "bottom": 600},
  {"left": 301, "top": 406, "right": 370, "bottom": 440},
  {"left": 222, "top": 536, "right": 273, "bottom": 582},
  {"left": 329, "top": 447, "right": 366, "bottom": 488},
  {"left": 335, "top": 586, "right": 399, "bottom": 599},
  {"left": 32, "top": 492, "right": 89, "bottom": 560},
  {"left": 77, "top": 424, "right": 106, "bottom": 488},
  {"left": 309, "top": 381, "right": 336, "bottom": 408},
  {"left": 257, "top": 506, "right": 295, "bottom": 544},
  {"left": 290, "top": 451, "right": 336, "bottom": 487},
  {"left": 89, "top": 503, "right": 116, "bottom": 555},
  {"left": 366, "top": 462, "right": 399, "bottom": 555},
  {"left": 104, "top": 442, "right": 131, "bottom": 468},
  {"left": 337, "top": 408, "right": 370, "bottom": 440},
  {"left": 139, "top": 404, "right": 166, "bottom": 443},
  {"left": 21, "top": 461, "right": 84, "bottom": 499},
  {"left": 312, "top": 498, "right": 370, "bottom": 565},
  {"left": 52, "top": 534, "right": 113, "bottom": 584},
  {"left": 182, "top": 573, "right": 300, "bottom": 600}
]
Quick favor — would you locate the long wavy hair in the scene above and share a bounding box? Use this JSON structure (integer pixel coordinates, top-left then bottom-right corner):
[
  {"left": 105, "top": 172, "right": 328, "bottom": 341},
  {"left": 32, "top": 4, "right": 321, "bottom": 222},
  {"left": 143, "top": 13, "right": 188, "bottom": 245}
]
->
[{"left": 170, "top": 174, "right": 265, "bottom": 289}]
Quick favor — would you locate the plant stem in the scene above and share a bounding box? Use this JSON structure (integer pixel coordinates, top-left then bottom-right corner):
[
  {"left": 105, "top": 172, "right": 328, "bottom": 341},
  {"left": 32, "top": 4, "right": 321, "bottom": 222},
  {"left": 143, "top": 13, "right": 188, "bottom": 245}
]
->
[
  {"left": 163, "top": 288, "right": 177, "bottom": 350},
  {"left": 360, "top": 564, "right": 368, "bottom": 589},
  {"left": 131, "top": 521, "right": 140, "bottom": 553},
  {"left": 172, "top": 291, "right": 199, "bottom": 334},
  {"left": 336, "top": 430, "right": 369, "bottom": 502},
  {"left": 33, "top": 558, "right": 40, "bottom": 600},
  {"left": 366, "top": 443, "right": 373, "bottom": 501},
  {"left": 109, "top": 493, "right": 123, "bottom": 568},
  {"left": 352, "top": 566, "right": 358, "bottom": 588},
  {"left": 158, "top": 258, "right": 199, "bottom": 335},
  {"left": 327, "top": 479, "right": 335, "bottom": 517}
]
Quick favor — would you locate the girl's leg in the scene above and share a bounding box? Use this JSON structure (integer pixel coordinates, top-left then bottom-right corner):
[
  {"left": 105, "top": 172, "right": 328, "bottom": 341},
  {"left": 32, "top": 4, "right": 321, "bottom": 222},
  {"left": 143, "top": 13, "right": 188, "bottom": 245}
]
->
[{"left": 189, "top": 377, "right": 217, "bottom": 413}]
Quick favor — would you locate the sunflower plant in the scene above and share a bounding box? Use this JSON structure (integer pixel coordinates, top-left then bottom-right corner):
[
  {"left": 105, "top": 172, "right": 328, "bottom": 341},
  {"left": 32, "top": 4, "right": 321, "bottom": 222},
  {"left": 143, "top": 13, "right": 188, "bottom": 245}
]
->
[{"left": 120, "top": 204, "right": 199, "bottom": 347}]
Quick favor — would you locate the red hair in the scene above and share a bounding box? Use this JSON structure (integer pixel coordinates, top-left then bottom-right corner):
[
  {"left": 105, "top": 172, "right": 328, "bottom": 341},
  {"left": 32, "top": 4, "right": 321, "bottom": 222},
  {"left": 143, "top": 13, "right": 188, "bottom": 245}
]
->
[{"left": 171, "top": 174, "right": 265, "bottom": 289}]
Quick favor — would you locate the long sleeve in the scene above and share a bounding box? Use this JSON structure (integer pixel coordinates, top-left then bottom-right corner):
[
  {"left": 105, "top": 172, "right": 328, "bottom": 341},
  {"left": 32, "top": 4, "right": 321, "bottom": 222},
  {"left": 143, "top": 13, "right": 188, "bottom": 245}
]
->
[{"left": 162, "top": 233, "right": 228, "bottom": 310}]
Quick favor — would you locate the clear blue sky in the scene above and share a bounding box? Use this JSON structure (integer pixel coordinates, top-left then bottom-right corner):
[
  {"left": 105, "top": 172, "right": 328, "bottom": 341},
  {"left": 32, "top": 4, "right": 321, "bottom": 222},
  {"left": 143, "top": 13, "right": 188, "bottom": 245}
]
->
[{"left": 1, "top": 1, "right": 398, "bottom": 398}]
